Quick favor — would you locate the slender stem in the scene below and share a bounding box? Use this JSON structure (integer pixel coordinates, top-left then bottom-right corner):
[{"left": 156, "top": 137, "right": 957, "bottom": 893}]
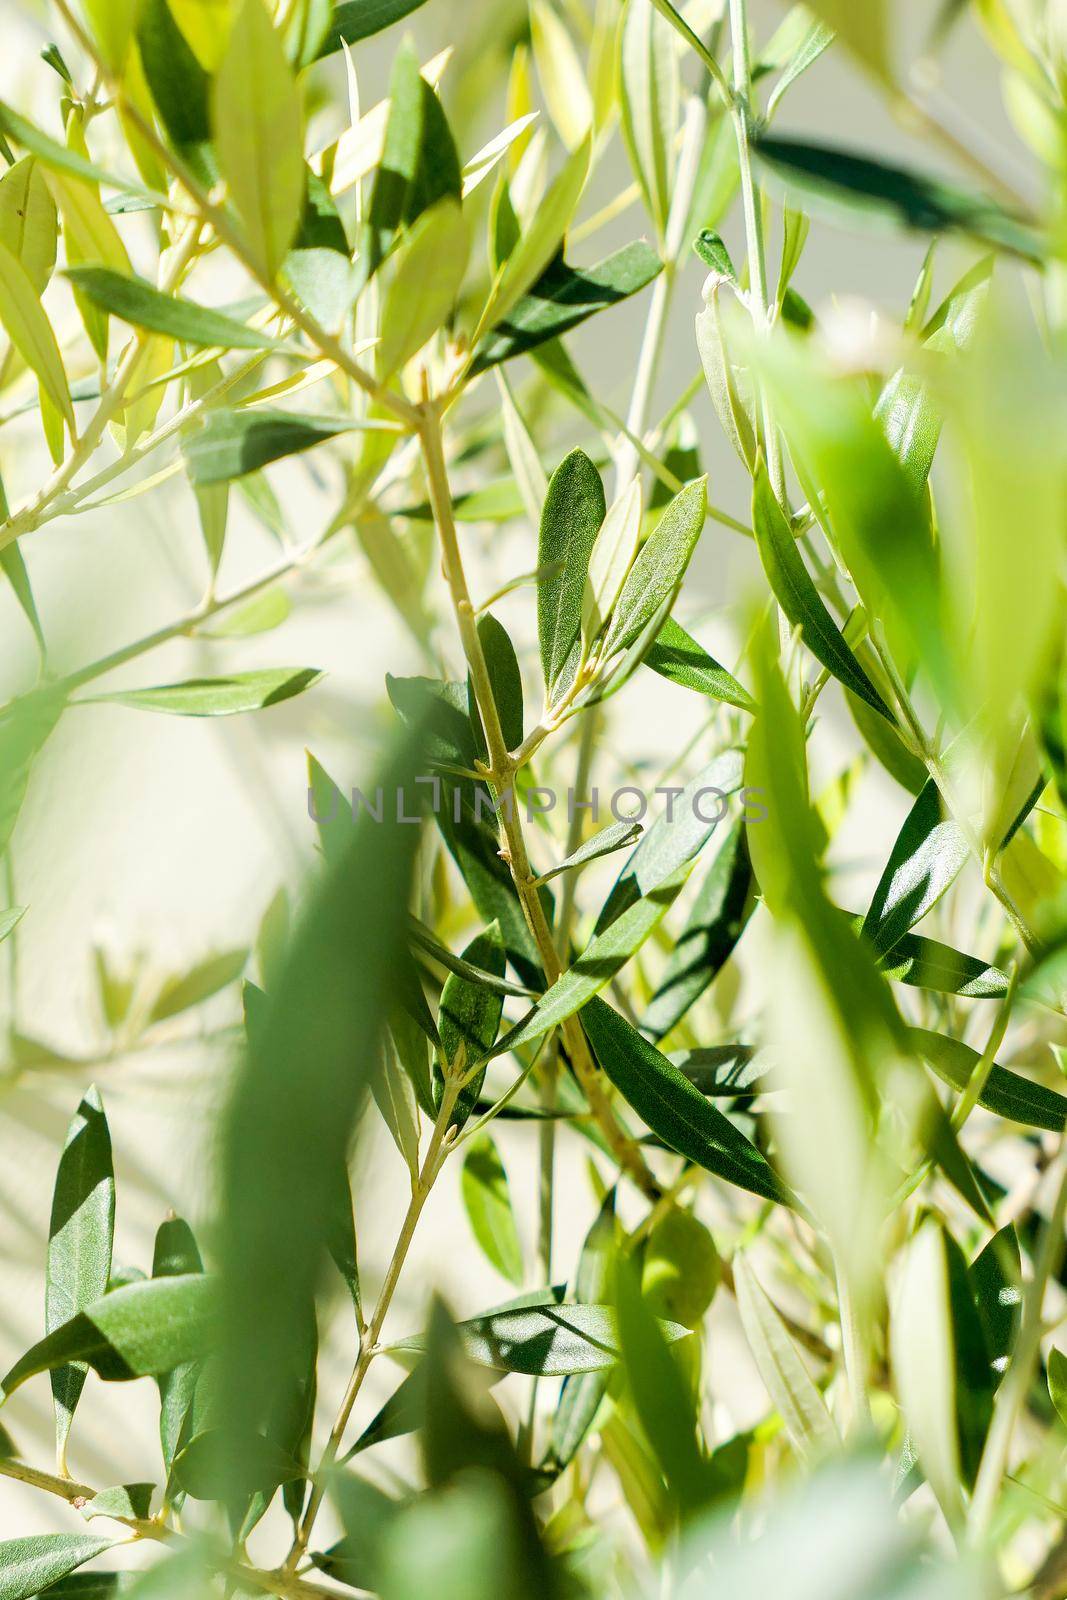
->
[
  {"left": 968, "top": 1141, "right": 1067, "bottom": 1543},
  {"left": 418, "top": 403, "right": 661, "bottom": 1204},
  {"left": 286, "top": 1076, "right": 462, "bottom": 1571}
]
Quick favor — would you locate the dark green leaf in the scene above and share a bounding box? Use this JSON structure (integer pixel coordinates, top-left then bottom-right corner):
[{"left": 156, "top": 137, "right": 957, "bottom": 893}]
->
[
  {"left": 845, "top": 688, "right": 927, "bottom": 796},
  {"left": 152, "top": 1218, "right": 203, "bottom": 1484},
  {"left": 582, "top": 997, "right": 794, "bottom": 1206},
  {"left": 861, "top": 780, "right": 969, "bottom": 957},
  {"left": 63, "top": 268, "right": 280, "bottom": 351},
  {"left": 875, "top": 930, "right": 1009, "bottom": 998},
  {"left": 137, "top": 0, "right": 212, "bottom": 160},
  {"left": 538, "top": 448, "right": 605, "bottom": 702},
  {"left": 943, "top": 1231, "right": 996, "bottom": 1484},
  {"left": 1048, "top": 1349, "right": 1067, "bottom": 1428},
  {"left": 87, "top": 668, "right": 322, "bottom": 717},
  {"left": 475, "top": 614, "right": 524, "bottom": 752},
  {"left": 752, "top": 463, "right": 894, "bottom": 721},
  {"left": 471, "top": 242, "right": 663, "bottom": 373},
  {"left": 534, "top": 820, "right": 643, "bottom": 886},
  {"left": 436, "top": 922, "right": 505, "bottom": 1129},
  {"left": 752, "top": 134, "right": 1043, "bottom": 260},
  {"left": 0, "top": 1537, "right": 117, "bottom": 1600},
  {"left": 913, "top": 1028, "right": 1067, "bottom": 1131},
  {"left": 185, "top": 409, "right": 359, "bottom": 484},
  {"left": 171, "top": 1427, "right": 305, "bottom": 1502},
  {"left": 78, "top": 1485, "right": 154, "bottom": 1524},
  {"left": 641, "top": 820, "right": 752, "bottom": 1040},
  {"left": 2, "top": 1276, "right": 217, "bottom": 1395},
  {"left": 545, "top": 1194, "right": 617, "bottom": 1474},
  {"left": 644, "top": 616, "right": 755, "bottom": 712},
  {"left": 396, "top": 1301, "right": 689, "bottom": 1376},
  {"left": 46, "top": 1088, "right": 114, "bottom": 1464},
  {"left": 316, "top": 0, "right": 431, "bottom": 59},
  {"left": 671, "top": 1045, "right": 767, "bottom": 1097},
  {"left": 969, "top": 1226, "right": 1021, "bottom": 1381}
]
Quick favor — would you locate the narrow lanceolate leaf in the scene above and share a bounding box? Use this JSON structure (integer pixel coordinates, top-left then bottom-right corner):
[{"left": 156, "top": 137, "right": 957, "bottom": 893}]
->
[
  {"left": 153, "top": 1217, "right": 203, "bottom": 1481},
  {"left": 493, "top": 864, "right": 691, "bottom": 1058},
  {"left": 86, "top": 668, "right": 322, "bottom": 717},
  {"left": 596, "top": 748, "right": 744, "bottom": 930},
  {"left": 149, "top": 950, "right": 249, "bottom": 1022},
  {"left": 0, "top": 101, "right": 168, "bottom": 206},
  {"left": 752, "top": 135, "right": 1043, "bottom": 261},
  {"left": 644, "top": 617, "right": 755, "bottom": 713},
  {"left": 213, "top": 0, "right": 305, "bottom": 280},
  {"left": 912, "top": 1029, "right": 1067, "bottom": 1132},
  {"left": 316, "top": 0, "right": 430, "bottom": 58},
  {"left": 2, "top": 1276, "right": 217, "bottom": 1396},
  {"left": 619, "top": 0, "right": 679, "bottom": 241},
  {"left": 534, "top": 821, "right": 643, "bottom": 887},
  {"left": 395, "top": 1302, "right": 689, "bottom": 1377},
  {"left": 461, "top": 1134, "right": 524, "bottom": 1285},
  {"left": 376, "top": 200, "right": 469, "bottom": 379},
  {"left": 185, "top": 408, "right": 362, "bottom": 483},
  {"left": 0, "top": 158, "right": 57, "bottom": 293},
  {"left": 0, "top": 1535, "right": 117, "bottom": 1600},
  {"left": 601, "top": 478, "right": 706, "bottom": 659},
  {"left": 480, "top": 134, "right": 591, "bottom": 337},
  {"left": 63, "top": 268, "right": 280, "bottom": 351},
  {"left": 47, "top": 1088, "right": 115, "bottom": 1464},
  {"left": 641, "top": 820, "right": 753, "bottom": 1040},
  {"left": 751, "top": 464, "right": 894, "bottom": 721},
  {"left": 0, "top": 908, "right": 25, "bottom": 945},
  {"left": 219, "top": 725, "right": 426, "bottom": 1495},
  {"left": 874, "top": 930, "right": 1009, "bottom": 999},
  {"left": 530, "top": 0, "right": 592, "bottom": 149},
  {"left": 582, "top": 997, "right": 794, "bottom": 1207},
  {"left": 891, "top": 1223, "right": 964, "bottom": 1530},
  {"left": 861, "top": 780, "right": 969, "bottom": 957},
  {"left": 436, "top": 922, "right": 506, "bottom": 1131},
  {"left": 733, "top": 1255, "right": 838, "bottom": 1466},
  {"left": 476, "top": 614, "right": 524, "bottom": 753},
  {"left": 1048, "top": 1349, "right": 1067, "bottom": 1429},
  {"left": 471, "top": 242, "right": 662, "bottom": 373},
  {"left": 582, "top": 478, "right": 642, "bottom": 651},
  {"left": 0, "top": 239, "right": 73, "bottom": 431},
  {"left": 538, "top": 448, "right": 606, "bottom": 701}
]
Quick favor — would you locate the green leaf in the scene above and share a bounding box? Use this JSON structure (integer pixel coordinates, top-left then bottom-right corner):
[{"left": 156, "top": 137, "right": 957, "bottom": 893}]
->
[
  {"left": 218, "top": 723, "right": 426, "bottom": 1498},
  {"left": 493, "top": 865, "right": 690, "bottom": 1059},
  {"left": 409, "top": 918, "right": 534, "bottom": 1000},
  {"left": 461, "top": 1135, "right": 524, "bottom": 1285},
  {"left": 641, "top": 819, "right": 752, "bottom": 1040},
  {"left": 733, "top": 1254, "right": 838, "bottom": 1465},
  {"left": 62, "top": 268, "right": 280, "bottom": 351},
  {"left": 751, "top": 463, "right": 894, "bottom": 721},
  {"left": 0, "top": 908, "right": 25, "bottom": 945},
  {"left": 360, "top": 42, "right": 461, "bottom": 284},
  {"left": 596, "top": 748, "right": 744, "bottom": 930},
  {"left": 861, "top": 780, "right": 969, "bottom": 957},
  {"left": 78, "top": 1484, "right": 154, "bottom": 1524},
  {"left": 619, "top": 0, "right": 678, "bottom": 240},
  {"left": 533, "top": 820, "right": 643, "bottom": 887},
  {"left": 478, "top": 134, "right": 591, "bottom": 339},
  {"left": 644, "top": 616, "right": 755, "bottom": 712},
  {"left": 171, "top": 1428, "right": 305, "bottom": 1501},
  {"left": 969, "top": 1226, "right": 1021, "bottom": 1381},
  {"left": 615, "top": 1260, "right": 710, "bottom": 1522},
  {"left": 845, "top": 688, "right": 926, "bottom": 795},
  {"left": 0, "top": 1536, "right": 117, "bottom": 1600},
  {"left": 185, "top": 407, "right": 360, "bottom": 483},
  {"left": 436, "top": 923, "right": 506, "bottom": 1130},
  {"left": 582, "top": 478, "right": 643, "bottom": 652},
  {"left": 475, "top": 614, "right": 524, "bottom": 753},
  {"left": 537, "top": 448, "right": 606, "bottom": 702},
  {"left": 0, "top": 157, "right": 57, "bottom": 294},
  {"left": 530, "top": 0, "right": 592, "bottom": 150},
  {"left": 148, "top": 950, "right": 248, "bottom": 1022},
  {"left": 2, "top": 1276, "right": 217, "bottom": 1396},
  {"left": 912, "top": 1029, "right": 1067, "bottom": 1132},
  {"left": 890, "top": 1222, "right": 964, "bottom": 1529},
  {"left": 377, "top": 199, "right": 469, "bottom": 379},
  {"left": 87, "top": 668, "right": 322, "bottom": 717},
  {"left": 0, "top": 101, "right": 166, "bottom": 208},
  {"left": 152, "top": 1217, "right": 203, "bottom": 1483},
  {"left": 137, "top": 0, "right": 212, "bottom": 155},
  {"left": 470, "top": 242, "right": 663, "bottom": 374},
  {"left": 0, "top": 692, "right": 65, "bottom": 856},
  {"left": 47, "top": 1088, "right": 115, "bottom": 1465},
  {"left": 752, "top": 134, "right": 1043, "bottom": 259},
  {"left": 1048, "top": 1349, "right": 1067, "bottom": 1428},
  {"left": 641, "top": 1207, "right": 720, "bottom": 1330},
  {"left": 316, "top": 0, "right": 431, "bottom": 59},
  {"left": 0, "top": 239, "right": 73, "bottom": 433},
  {"left": 765, "top": 13, "right": 835, "bottom": 115},
  {"left": 601, "top": 478, "right": 706, "bottom": 659},
  {"left": 213, "top": 0, "right": 305, "bottom": 280},
  {"left": 395, "top": 1301, "right": 689, "bottom": 1376},
  {"left": 874, "top": 929, "right": 1009, "bottom": 999},
  {"left": 582, "top": 996, "right": 794, "bottom": 1206}
]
